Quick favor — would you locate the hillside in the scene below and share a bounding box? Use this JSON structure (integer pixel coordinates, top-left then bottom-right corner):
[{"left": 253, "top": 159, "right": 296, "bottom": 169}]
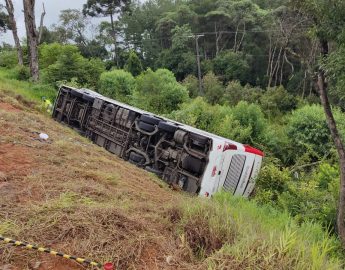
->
[{"left": 0, "top": 80, "right": 344, "bottom": 269}]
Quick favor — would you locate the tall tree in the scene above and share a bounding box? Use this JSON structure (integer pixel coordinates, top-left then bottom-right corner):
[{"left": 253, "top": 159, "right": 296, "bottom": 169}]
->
[
  {"left": 4, "top": 0, "right": 23, "bottom": 65},
  {"left": 23, "top": 0, "right": 39, "bottom": 81},
  {"left": 291, "top": 0, "right": 345, "bottom": 247},
  {"left": 0, "top": 6, "right": 9, "bottom": 33},
  {"left": 54, "top": 9, "right": 89, "bottom": 46},
  {"left": 83, "top": 0, "right": 131, "bottom": 67}
]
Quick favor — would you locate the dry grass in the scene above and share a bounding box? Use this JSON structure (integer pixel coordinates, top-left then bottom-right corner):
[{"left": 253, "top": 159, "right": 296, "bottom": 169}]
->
[{"left": 0, "top": 92, "right": 187, "bottom": 269}]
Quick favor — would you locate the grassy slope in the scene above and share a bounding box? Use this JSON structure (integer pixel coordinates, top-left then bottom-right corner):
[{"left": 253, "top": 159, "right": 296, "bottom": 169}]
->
[{"left": 0, "top": 70, "right": 343, "bottom": 269}]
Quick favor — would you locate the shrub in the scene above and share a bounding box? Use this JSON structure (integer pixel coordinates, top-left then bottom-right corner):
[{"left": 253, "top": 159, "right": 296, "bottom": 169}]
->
[
  {"left": 223, "top": 81, "right": 263, "bottom": 106},
  {"left": 0, "top": 50, "right": 17, "bottom": 68},
  {"left": 278, "top": 163, "right": 339, "bottom": 229},
  {"left": 99, "top": 69, "right": 136, "bottom": 103},
  {"left": 182, "top": 74, "right": 199, "bottom": 98},
  {"left": 203, "top": 72, "right": 225, "bottom": 105},
  {"left": 124, "top": 51, "right": 143, "bottom": 76},
  {"left": 13, "top": 65, "right": 30, "bottom": 81},
  {"left": 260, "top": 86, "right": 298, "bottom": 117},
  {"left": 230, "top": 101, "right": 267, "bottom": 144},
  {"left": 78, "top": 58, "right": 105, "bottom": 88},
  {"left": 169, "top": 97, "right": 226, "bottom": 133},
  {"left": 42, "top": 48, "right": 105, "bottom": 88},
  {"left": 133, "top": 68, "right": 189, "bottom": 114},
  {"left": 255, "top": 163, "right": 290, "bottom": 205},
  {"left": 213, "top": 50, "right": 250, "bottom": 83},
  {"left": 286, "top": 105, "right": 332, "bottom": 163},
  {"left": 40, "top": 43, "right": 79, "bottom": 69}
]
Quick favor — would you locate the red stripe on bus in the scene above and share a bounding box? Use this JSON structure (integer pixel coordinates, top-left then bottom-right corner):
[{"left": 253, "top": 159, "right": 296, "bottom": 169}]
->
[{"left": 244, "top": 145, "right": 264, "bottom": 157}]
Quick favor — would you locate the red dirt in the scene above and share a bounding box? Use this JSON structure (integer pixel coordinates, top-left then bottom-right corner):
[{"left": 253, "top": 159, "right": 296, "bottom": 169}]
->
[
  {"left": 0, "top": 102, "right": 21, "bottom": 112},
  {"left": 0, "top": 144, "right": 33, "bottom": 177}
]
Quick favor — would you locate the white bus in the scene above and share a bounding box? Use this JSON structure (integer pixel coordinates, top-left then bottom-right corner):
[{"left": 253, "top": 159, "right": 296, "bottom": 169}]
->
[{"left": 53, "top": 86, "right": 264, "bottom": 197}]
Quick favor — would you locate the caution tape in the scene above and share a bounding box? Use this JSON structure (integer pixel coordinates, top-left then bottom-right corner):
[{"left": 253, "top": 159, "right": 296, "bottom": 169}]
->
[{"left": 0, "top": 235, "right": 105, "bottom": 268}]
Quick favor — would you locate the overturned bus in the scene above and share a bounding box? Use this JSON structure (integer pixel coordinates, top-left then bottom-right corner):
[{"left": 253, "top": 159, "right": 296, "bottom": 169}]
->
[{"left": 52, "top": 86, "right": 264, "bottom": 198}]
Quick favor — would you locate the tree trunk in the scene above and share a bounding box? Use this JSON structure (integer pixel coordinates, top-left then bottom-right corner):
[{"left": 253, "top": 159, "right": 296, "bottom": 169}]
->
[
  {"left": 318, "top": 40, "right": 345, "bottom": 247},
  {"left": 5, "top": 0, "right": 23, "bottom": 66},
  {"left": 38, "top": 2, "right": 46, "bottom": 44},
  {"left": 110, "top": 13, "right": 118, "bottom": 67},
  {"left": 23, "top": 0, "right": 39, "bottom": 81}
]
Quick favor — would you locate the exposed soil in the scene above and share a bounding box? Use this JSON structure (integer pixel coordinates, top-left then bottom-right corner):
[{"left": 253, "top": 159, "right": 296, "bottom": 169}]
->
[
  {"left": 0, "top": 93, "right": 193, "bottom": 269},
  {"left": 0, "top": 102, "right": 21, "bottom": 112}
]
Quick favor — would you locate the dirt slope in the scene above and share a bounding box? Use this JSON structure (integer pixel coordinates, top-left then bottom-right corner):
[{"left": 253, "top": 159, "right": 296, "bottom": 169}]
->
[{"left": 0, "top": 93, "right": 193, "bottom": 270}]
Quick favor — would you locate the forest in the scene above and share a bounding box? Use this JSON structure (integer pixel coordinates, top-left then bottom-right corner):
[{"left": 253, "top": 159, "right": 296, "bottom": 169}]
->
[{"left": 1, "top": 0, "right": 345, "bottom": 250}]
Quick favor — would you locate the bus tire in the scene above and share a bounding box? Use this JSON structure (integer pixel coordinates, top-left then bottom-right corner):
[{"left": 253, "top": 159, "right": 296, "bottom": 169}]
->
[
  {"left": 190, "top": 133, "right": 208, "bottom": 146},
  {"left": 158, "top": 121, "right": 177, "bottom": 133},
  {"left": 140, "top": 115, "right": 160, "bottom": 125},
  {"left": 129, "top": 152, "right": 144, "bottom": 164},
  {"left": 138, "top": 121, "right": 155, "bottom": 132}
]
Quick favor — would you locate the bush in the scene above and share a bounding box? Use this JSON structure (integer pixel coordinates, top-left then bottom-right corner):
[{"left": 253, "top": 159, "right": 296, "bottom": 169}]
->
[
  {"left": 230, "top": 101, "right": 267, "bottom": 144},
  {"left": 255, "top": 163, "right": 290, "bottom": 205},
  {"left": 124, "top": 51, "right": 143, "bottom": 76},
  {"left": 133, "top": 68, "right": 189, "bottom": 114},
  {"left": 13, "top": 65, "right": 30, "bottom": 81},
  {"left": 169, "top": 99, "right": 267, "bottom": 145},
  {"left": 223, "top": 81, "right": 263, "bottom": 106},
  {"left": 203, "top": 72, "right": 225, "bottom": 105},
  {"left": 40, "top": 43, "right": 79, "bottom": 69},
  {"left": 278, "top": 163, "right": 339, "bottom": 229},
  {"left": 260, "top": 86, "right": 298, "bottom": 117},
  {"left": 42, "top": 48, "right": 105, "bottom": 88},
  {"left": 0, "top": 50, "right": 17, "bottom": 68},
  {"left": 182, "top": 74, "right": 199, "bottom": 98},
  {"left": 99, "top": 70, "right": 136, "bottom": 103},
  {"left": 213, "top": 50, "right": 250, "bottom": 84},
  {"left": 286, "top": 105, "right": 332, "bottom": 163},
  {"left": 169, "top": 97, "right": 227, "bottom": 133}
]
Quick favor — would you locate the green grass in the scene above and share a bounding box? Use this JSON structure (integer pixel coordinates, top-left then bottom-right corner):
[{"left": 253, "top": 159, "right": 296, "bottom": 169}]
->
[
  {"left": 173, "top": 192, "right": 344, "bottom": 269},
  {"left": 0, "top": 67, "right": 57, "bottom": 103}
]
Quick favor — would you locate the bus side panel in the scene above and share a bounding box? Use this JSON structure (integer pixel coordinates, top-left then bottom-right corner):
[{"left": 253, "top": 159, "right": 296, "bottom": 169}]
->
[
  {"left": 233, "top": 154, "right": 255, "bottom": 196},
  {"left": 198, "top": 139, "right": 225, "bottom": 197},
  {"left": 243, "top": 155, "right": 262, "bottom": 197}
]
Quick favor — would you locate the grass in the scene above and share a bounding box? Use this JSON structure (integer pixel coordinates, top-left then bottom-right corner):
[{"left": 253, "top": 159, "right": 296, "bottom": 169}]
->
[
  {"left": 0, "top": 67, "right": 56, "bottom": 104},
  {"left": 170, "top": 192, "right": 343, "bottom": 269},
  {"left": 0, "top": 70, "right": 344, "bottom": 269}
]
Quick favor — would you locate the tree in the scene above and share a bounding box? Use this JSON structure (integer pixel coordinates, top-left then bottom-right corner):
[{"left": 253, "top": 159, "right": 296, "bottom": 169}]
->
[
  {"left": 133, "top": 68, "right": 189, "bottom": 114},
  {"left": 53, "top": 9, "right": 89, "bottom": 45},
  {"left": 23, "top": 0, "right": 39, "bottom": 81},
  {"left": 291, "top": 0, "right": 345, "bottom": 247},
  {"left": 3, "top": 0, "right": 23, "bottom": 65},
  {"left": 83, "top": 0, "right": 131, "bottom": 66},
  {"left": 0, "top": 6, "right": 9, "bottom": 33},
  {"left": 99, "top": 69, "right": 136, "bottom": 102},
  {"left": 213, "top": 50, "right": 250, "bottom": 84},
  {"left": 125, "top": 50, "right": 142, "bottom": 76},
  {"left": 203, "top": 72, "right": 224, "bottom": 105}
]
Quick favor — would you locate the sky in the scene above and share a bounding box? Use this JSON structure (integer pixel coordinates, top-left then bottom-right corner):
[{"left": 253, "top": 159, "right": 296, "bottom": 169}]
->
[{"left": 0, "top": 0, "right": 105, "bottom": 44}]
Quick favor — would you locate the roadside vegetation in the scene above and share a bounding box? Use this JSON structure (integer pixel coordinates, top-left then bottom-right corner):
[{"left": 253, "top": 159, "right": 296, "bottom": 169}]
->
[
  {"left": 0, "top": 91, "right": 343, "bottom": 268},
  {"left": 1, "top": 0, "right": 345, "bottom": 268}
]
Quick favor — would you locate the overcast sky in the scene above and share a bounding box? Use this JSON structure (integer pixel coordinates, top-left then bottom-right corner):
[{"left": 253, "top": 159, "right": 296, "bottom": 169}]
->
[{"left": 0, "top": 0, "right": 113, "bottom": 44}]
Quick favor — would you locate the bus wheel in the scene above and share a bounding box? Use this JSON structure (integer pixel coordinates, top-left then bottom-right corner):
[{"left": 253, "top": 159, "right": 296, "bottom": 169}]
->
[
  {"left": 129, "top": 152, "right": 145, "bottom": 164},
  {"left": 140, "top": 114, "right": 160, "bottom": 125},
  {"left": 158, "top": 121, "right": 177, "bottom": 133},
  {"left": 138, "top": 121, "right": 155, "bottom": 132}
]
